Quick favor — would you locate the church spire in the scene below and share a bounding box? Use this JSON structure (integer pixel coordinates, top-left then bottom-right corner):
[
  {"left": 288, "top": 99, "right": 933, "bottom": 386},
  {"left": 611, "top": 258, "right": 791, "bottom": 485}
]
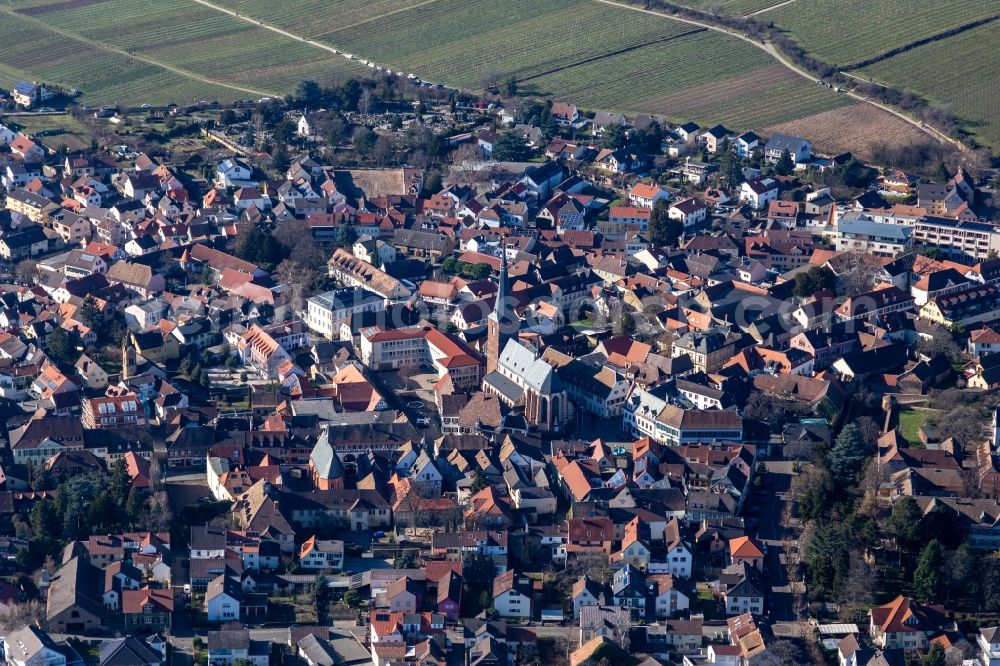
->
[
  {"left": 494, "top": 242, "right": 510, "bottom": 315},
  {"left": 486, "top": 241, "right": 518, "bottom": 375}
]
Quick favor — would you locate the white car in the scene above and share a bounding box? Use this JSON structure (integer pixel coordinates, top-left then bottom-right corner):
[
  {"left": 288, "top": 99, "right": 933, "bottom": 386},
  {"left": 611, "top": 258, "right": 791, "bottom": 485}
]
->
[{"left": 415, "top": 417, "right": 430, "bottom": 427}]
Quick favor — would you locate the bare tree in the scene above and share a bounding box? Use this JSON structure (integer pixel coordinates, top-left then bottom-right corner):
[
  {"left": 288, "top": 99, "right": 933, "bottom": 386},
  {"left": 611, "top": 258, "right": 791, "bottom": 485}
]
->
[
  {"left": 839, "top": 250, "right": 880, "bottom": 297},
  {"left": 0, "top": 601, "right": 45, "bottom": 633},
  {"left": 837, "top": 553, "right": 876, "bottom": 622},
  {"left": 15, "top": 259, "right": 37, "bottom": 283},
  {"left": 479, "top": 70, "right": 501, "bottom": 93}
]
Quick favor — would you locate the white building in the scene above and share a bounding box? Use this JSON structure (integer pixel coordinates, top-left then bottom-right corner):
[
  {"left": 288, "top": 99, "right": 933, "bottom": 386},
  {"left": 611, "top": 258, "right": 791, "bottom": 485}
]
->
[
  {"left": 668, "top": 197, "right": 708, "bottom": 228},
  {"left": 740, "top": 178, "right": 778, "bottom": 210},
  {"left": 978, "top": 626, "right": 1000, "bottom": 666},
  {"left": 3, "top": 626, "right": 69, "bottom": 666},
  {"left": 493, "top": 571, "right": 532, "bottom": 619},
  {"left": 306, "top": 287, "right": 385, "bottom": 339}
]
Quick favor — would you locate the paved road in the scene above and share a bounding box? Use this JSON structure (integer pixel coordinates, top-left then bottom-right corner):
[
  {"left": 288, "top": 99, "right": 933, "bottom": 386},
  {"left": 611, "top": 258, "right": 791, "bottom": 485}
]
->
[{"left": 755, "top": 461, "right": 799, "bottom": 624}]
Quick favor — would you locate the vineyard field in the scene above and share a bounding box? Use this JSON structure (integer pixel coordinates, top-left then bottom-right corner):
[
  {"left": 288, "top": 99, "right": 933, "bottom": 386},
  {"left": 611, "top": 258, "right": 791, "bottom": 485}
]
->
[
  {"left": 0, "top": 0, "right": 944, "bottom": 152},
  {"left": 523, "top": 31, "right": 852, "bottom": 129},
  {"left": 766, "top": 0, "right": 998, "bottom": 67},
  {"left": 0, "top": 11, "right": 234, "bottom": 106},
  {"left": 859, "top": 20, "right": 1000, "bottom": 148},
  {"left": 8, "top": 0, "right": 370, "bottom": 94},
  {"left": 678, "top": 0, "right": 788, "bottom": 16},
  {"left": 198, "top": 0, "right": 852, "bottom": 131}
]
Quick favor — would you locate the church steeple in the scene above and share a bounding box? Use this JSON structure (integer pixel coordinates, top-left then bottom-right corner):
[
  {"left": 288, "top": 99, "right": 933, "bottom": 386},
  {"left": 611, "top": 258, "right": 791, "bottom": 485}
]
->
[
  {"left": 486, "top": 241, "right": 518, "bottom": 375},
  {"left": 494, "top": 244, "right": 510, "bottom": 315}
]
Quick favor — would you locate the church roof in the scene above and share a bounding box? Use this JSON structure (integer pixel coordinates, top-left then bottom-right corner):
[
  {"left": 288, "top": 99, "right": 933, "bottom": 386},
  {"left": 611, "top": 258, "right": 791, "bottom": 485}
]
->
[{"left": 309, "top": 429, "right": 345, "bottom": 480}]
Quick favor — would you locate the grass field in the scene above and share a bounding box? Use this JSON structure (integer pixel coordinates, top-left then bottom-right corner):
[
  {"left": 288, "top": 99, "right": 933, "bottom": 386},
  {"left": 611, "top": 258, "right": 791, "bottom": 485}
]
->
[
  {"left": 898, "top": 409, "right": 928, "bottom": 446},
  {"left": 4, "top": 113, "right": 93, "bottom": 152},
  {"left": 766, "top": 0, "right": 998, "bottom": 67},
  {"left": 858, "top": 20, "right": 1000, "bottom": 148}
]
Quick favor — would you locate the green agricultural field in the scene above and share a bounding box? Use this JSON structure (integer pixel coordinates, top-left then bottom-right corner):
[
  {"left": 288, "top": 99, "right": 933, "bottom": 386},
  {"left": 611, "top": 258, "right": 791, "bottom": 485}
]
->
[
  {"left": 308, "top": 0, "right": 699, "bottom": 88},
  {"left": 0, "top": 0, "right": 886, "bottom": 142},
  {"left": 0, "top": 11, "right": 234, "bottom": 106},
  {"left": 679, "top": 0, "right": 788, "bottom": 17},
  {"left": 209, "top": 0, "right": 433, "bottom": 37},
  {"left": 7, "top": 0, "right": 369, "bottom": 96},
  {"left": 766, "top": 0, "right": 998, "bottom": 67},
  {"left": 524, "top": 30, "right": 853, "bottom": 128},
  {"left": 859, "top": 20, "right": 1000, "bottom": 148},
  {"left": 204, "top": 0, "right": 850, "bottom": 130}
]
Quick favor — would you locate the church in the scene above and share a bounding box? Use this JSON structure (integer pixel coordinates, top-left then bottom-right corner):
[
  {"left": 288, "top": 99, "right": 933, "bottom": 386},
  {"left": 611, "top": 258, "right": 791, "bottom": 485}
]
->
[{"left": 482, "top": 248, "right": 571, "bottom": 432}]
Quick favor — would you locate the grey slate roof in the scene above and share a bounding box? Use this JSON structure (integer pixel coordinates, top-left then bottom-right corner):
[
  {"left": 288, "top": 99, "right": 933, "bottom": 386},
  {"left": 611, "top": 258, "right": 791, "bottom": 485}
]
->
[
  {"left": 498, "top": 339, "right": 557, "bottom": 393},
  {"left": 309, "top": 429, "right": 345, "bottom": 481},
  {"left": 482, "top": 370, "right": 524, "bottom": 403}
]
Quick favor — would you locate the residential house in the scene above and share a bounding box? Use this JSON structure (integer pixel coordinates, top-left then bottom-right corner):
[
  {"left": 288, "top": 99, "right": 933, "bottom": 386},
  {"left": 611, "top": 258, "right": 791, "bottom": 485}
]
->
[
  {"left": 122, "top": 587, "right": 173, "bottom": 633},
  {"left": 764, "top": 133, "right": 811, "bottom": 164},
  {"left": 493, "top": 570, "right": 532, "bottom": 619},
  {"left": 207, "top": 629, "right": 269, "bottom": 666},
  {"left": 868, "top": 596, "right": 951, "bottom": 650},
  {"left": 668, "top": 198, "right": 707, "bottom": 229}
]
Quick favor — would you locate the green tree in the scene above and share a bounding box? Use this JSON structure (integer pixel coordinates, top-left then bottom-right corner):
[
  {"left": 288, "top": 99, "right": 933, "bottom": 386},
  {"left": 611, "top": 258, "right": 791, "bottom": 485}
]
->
[
  {"left": 469, "top": 263, "right": 491, "bottom": 279},
  {"left": 647, "top": 199, "right": 683, "bottom": 248},
  {"left": 337, "top": 225, "right": 358, "bottom": 248},
  {"left": 343, "top": 589, "right": 360, "bottom": 608},
  {"left": 618, "top": 307, "right": 636, "bottom": 337},
  {"left": 125, "top": 487, "right": 144, "bottom": 523},
  {"left": 394, "top": 552, "right": 417, "bottom": 569},
  {"left": 922, "top": 643, "right": 945, "bottom": 666},
  {"left": 827, "top": 423, "right": 866, "bottom": 485},
  {"left": 295, "top": 79, "right": 323, "bottom": 108},
  {"left": 889, "top": 496, "right": 923, "bottom": 553},
  {"left": 600, "top": 123, "right": 627, "bottom": 150},
  {"left": 87, "top": 492, "right": 117, "bottom": 532},
  {"left": 441, "top": 256, "right": 457, "bottom": 274},
  {"left": 462, "top": 551, "right": 497, "bottom": 585},
  {"left": 793, "top": 266, "right": 836, "bottom": 298},
  {"left": 935, "top": 162, "right": 951, "bottom": 183},
  {"left": 913, "top": 539, "right": 945, "bottom": 603},
  {"left": 775, "top": 148, "right": 794, "bottom": 176},
  {"left": 469, "top": 471, "right": 488, "bottom": 495},
  {"left": 46, "top": 328, "right": 74, "bottom": 363},
  {"left": 271, "top": 142, "right": 290, "bottom": 173},
  {"left": 201, "top": 265, "right": 215, "bottom": 285},
  {"left": 502, "top": 76, "right": 518, "bottom": 97},
  {"left": 422, "top": 171, "right": 443, "bottom": 196},
  {"left": 235, "top": 227, "right": 287, "bottom": 271},
  {"left": 78, "top": 295, "right": 101, "bottom": 331},
  {"left": 30, "top": 499, "right": 61, "bottom": 539},
  {"left": 491, "top": 132, "right": 530, "bottom": 162},
  {"left": 219, "top": 109, "right": 238, "bottom": 126},
  {"left": 110, "top": 459, "right": 131, "bottom": 508},
  {"left": 312, "top": 573, "right": 334, "bottom": 622},
  {"left": 718, "top": 143, "right": 742, "bottom": 192}
]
